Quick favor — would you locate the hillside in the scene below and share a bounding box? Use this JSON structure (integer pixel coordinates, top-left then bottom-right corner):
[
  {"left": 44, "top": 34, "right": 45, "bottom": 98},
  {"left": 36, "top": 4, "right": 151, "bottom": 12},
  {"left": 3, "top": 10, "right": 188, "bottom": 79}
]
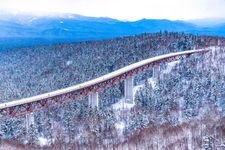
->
[
  {"left": 0, "top": 32, "right": 224, "bottom": 103},
  {"left": 0, "top": 32, "right": 225, "bottom": 149}
]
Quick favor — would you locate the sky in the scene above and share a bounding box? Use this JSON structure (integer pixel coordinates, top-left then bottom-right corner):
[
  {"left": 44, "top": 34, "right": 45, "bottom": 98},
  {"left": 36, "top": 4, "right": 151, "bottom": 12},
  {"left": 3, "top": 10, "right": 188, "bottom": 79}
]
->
[{"left": 0, "top": 0, "right": 225, "bottom": 21}]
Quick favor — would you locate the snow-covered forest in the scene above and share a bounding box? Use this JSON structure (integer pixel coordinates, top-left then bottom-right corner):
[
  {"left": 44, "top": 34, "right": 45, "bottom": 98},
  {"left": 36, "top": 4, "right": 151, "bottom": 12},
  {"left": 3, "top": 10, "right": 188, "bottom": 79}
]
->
[
  {"left": 1, "top": 32, "right": 225, "bottom": 149},
  {"left": 0, "top": 32, "right": 224, "bottom": 103}
]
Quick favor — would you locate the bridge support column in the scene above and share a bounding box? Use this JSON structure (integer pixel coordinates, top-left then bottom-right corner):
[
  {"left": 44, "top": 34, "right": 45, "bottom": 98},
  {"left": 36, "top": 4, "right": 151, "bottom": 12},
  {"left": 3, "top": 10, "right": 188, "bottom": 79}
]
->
[
  {"left": 124, "top": 76, "right": 134, "bottom": 103},
  {"left": 88, "top": 92, "right": 99, "bottom": 108},
  {"left": 26, "top": 113, "right": 34, "bottom": 133},
  {"left": 153, "top": 66, "right": 160, "bottom": 80}
]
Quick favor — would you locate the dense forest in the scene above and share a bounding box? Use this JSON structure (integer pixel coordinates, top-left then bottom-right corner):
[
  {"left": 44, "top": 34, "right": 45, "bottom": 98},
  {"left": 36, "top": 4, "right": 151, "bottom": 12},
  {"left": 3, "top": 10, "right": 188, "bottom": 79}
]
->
[
  {"left": 0, "top": 32, "right": 224, "bottom": 102},
  {"left": 1, "top": 32, "right": 225, "bottom": 149}
]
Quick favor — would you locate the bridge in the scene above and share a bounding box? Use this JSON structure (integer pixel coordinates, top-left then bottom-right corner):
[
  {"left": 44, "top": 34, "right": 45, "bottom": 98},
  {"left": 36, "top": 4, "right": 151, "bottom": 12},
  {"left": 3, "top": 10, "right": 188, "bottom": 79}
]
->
[{"left": 0, "top": 48, "right": 211, "bottom": 118}]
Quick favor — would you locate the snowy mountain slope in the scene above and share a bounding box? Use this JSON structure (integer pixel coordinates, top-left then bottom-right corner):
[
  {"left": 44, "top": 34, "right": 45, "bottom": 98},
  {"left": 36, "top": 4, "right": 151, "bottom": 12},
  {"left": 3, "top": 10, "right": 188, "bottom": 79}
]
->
[{"left": 1, "top": 13, "right": 225, "bottom": 50}]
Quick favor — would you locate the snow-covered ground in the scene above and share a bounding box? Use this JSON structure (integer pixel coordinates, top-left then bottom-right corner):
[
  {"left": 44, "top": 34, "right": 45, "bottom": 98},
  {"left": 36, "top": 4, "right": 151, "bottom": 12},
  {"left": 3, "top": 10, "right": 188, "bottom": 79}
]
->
[
  {"left": 148, "top": 77, "right": 157, "bottom": 88},
  {"left": 133, "top": 84, "right": 144, "bottom": 96},
  {"left": 32, "top": 58, "right": 182, "bottom": 146},
  {"left": 163, "top": 60, "right": 180, "bottom": 74},
  {"left": 112, "top": 58, "right": 181, "bottom": 134},
  {"left": 113, "top": 60, "right": 179, "bottom": 111},
  {"left": 39, "top": 137, "right": 48, "bottom": 146},
  {"left": 115, "top": 122, "right": 125, "bottom": 136},
  {"left": 66, "top": 60, "right": 73, "bottom": 66},
  {"left": 112, "top": 99, "right": 135, "bottom": 110}
]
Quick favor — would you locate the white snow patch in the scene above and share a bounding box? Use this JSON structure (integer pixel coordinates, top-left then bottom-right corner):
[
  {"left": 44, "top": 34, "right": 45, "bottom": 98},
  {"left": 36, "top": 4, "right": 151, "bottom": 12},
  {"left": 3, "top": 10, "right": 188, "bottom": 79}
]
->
[
  {"left": 115, "top": 122, "right": 125, "bottom": 131},
  {"left": 67, "top": 15, "right": 74, "bottom": 19},
  {"left": 115, "top": 122, "right": 125, "bottom": 136},
  {"left": 133, "top": 84, "right": 143, "bottom": 95},
  {"left": 133, "top": 77, "right": 156, "bottom": 96},
  {"left": 112, "top": 99, "right": 135, "bottom": 110},
  {"left": 148, "top": 77, "right": 156, "bottom": 88},
  {"left": 66, "top": 60, "right": 73, "bottom": 66},
  {"left": 39, "top": 137, "right": 48, "bottom": 146},
  {"left": 187, "top": 128, "right": 193, "bottom": 149},
  {"left": 163, "top": 60, "right": 180, "bottom": 74}
]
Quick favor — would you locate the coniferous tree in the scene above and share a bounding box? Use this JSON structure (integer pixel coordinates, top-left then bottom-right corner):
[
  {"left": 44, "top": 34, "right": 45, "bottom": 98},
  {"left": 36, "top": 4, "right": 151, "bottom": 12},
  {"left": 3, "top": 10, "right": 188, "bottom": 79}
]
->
[{"left": 27, "top": 124, "right": 38, "bottom": 145}]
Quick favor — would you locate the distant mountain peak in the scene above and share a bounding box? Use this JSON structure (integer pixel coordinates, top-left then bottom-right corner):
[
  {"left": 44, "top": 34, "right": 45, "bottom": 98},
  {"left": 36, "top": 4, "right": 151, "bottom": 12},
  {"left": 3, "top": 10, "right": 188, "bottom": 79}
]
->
[
  {"left": 0, "top": 13, "right": 225, "bottom": 50},
  {"left": 188, "top": 18, "right": 225, "bottom": 27},
  {"left": 0, "top": 12, "right": 119, "bottom": 24}
]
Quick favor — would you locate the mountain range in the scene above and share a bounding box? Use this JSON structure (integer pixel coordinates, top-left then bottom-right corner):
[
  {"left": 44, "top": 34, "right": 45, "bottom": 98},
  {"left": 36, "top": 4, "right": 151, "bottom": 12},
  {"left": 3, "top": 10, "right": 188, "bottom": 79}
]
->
[{"left": 0, "top": 13, "right": 225, "bottom": 50}]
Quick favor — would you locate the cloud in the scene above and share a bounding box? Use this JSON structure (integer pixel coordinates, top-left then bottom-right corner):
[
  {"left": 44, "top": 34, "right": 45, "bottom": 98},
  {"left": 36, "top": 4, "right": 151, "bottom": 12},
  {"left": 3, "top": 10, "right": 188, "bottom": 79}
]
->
[{"left": 0, "top": 0, "right": 225, "bottom": 20}]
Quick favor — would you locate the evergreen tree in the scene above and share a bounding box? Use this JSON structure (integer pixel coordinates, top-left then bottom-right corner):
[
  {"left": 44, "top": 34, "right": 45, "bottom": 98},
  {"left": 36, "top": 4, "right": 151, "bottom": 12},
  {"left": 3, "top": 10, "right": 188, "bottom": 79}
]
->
[{"left": 27, "top": 124, "right": 38, "bottom": 145}]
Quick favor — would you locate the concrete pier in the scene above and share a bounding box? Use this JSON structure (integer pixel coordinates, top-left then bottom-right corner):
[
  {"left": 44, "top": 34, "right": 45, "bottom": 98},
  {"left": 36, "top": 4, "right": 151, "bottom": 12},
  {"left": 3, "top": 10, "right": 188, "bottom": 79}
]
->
[
  {"left": 153, "top": 66, "right": 160, "bottom": 80},
  {"left": 124, "top": 77, "right": 134, "bottom": 103},
  {"left": 88, "top": 92, "right": 99, "bottom": 108}
]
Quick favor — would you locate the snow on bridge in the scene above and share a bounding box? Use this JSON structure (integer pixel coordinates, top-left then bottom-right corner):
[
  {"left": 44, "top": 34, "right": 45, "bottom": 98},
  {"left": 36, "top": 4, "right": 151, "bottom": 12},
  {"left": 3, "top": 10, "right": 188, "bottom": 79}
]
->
[{"left": 0, "top": 48, "right": 211, "bottom": 118}]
